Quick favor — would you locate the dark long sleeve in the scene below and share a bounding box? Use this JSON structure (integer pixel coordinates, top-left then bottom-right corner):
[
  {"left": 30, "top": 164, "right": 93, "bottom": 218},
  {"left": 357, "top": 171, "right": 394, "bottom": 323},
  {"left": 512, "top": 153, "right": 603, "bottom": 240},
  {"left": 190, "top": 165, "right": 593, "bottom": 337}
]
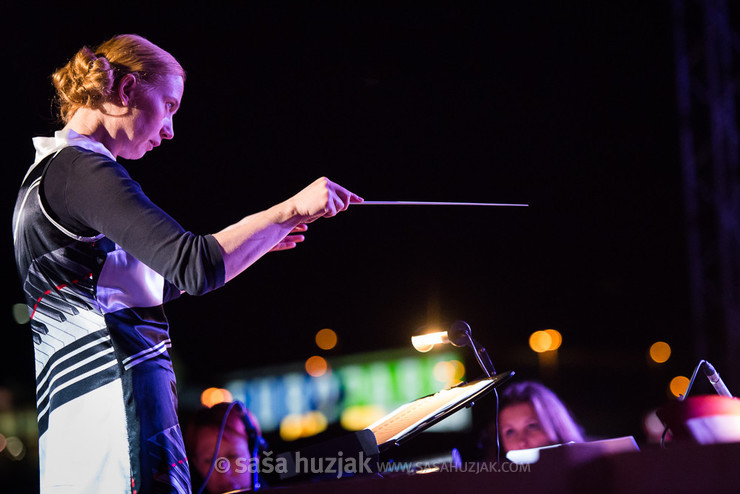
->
[{"left": 42, "top": 146, "right": 225, "bottom": 295}]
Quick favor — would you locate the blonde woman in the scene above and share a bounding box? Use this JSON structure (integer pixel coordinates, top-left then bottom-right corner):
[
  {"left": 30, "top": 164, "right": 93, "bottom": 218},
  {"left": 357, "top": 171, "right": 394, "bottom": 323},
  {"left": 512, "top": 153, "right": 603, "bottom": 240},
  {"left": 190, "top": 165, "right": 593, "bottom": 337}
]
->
[
  {"left": 483, "top": 381, "right": 585, "bottom": 458},
  {"left": 13, "top": 34, "right": 361, "bottom": 493}
]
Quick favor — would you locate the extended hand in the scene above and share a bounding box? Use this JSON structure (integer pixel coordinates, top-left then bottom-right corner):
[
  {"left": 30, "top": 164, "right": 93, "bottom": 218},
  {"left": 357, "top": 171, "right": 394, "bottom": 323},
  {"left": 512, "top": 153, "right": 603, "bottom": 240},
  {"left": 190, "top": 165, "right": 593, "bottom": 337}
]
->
[{"left": 288, "top": 177, "right": 363, "bottom": 223}]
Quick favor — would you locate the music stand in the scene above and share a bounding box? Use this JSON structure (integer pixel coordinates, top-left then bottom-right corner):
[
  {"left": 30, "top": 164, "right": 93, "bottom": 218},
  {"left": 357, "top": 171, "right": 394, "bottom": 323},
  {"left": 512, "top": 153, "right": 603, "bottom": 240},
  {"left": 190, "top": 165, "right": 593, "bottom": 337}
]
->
[
  {"left": 276, "top": 371, "right": 513, "bottom": 482},
  {"left": 367, "top": 371, "right": 515, "bottom": 452}
]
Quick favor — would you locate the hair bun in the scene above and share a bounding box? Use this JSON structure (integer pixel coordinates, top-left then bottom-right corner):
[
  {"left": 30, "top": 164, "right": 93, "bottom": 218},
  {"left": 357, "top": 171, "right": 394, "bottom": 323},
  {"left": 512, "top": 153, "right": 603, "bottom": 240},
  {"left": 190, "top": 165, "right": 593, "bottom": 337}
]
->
[
  {"left": 50, "top": 34, "right": 184, "bottom": 124},
  {"left": 52, "top": 46, "right": 116, "bottom": 122}
]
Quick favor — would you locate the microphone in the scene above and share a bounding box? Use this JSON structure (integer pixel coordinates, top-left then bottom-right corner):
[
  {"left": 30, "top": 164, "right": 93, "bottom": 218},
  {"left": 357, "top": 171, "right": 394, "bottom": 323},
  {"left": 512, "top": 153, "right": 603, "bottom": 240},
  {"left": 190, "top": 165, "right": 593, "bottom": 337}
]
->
[
  {"left": 703, "top": 361, "right": 734, "bottom": 398},
  {"left": 448, "top": 320, "right": 472, "bottom": 347},
  {"left": 450, "top": 320, "right": 496, "bottom": 377}
]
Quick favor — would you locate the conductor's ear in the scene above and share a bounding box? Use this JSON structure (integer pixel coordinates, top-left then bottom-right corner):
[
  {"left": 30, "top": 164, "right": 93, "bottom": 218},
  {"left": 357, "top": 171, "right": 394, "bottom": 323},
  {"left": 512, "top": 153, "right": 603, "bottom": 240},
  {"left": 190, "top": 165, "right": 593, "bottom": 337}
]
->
[{"left": 118, "top": 73, "right": 138, "bottom": 107}]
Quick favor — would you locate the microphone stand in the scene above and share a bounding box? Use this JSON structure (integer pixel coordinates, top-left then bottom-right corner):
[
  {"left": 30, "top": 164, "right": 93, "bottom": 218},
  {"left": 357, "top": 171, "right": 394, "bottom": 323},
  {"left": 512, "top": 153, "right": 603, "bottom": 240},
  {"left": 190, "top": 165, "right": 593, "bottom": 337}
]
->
[
  {"left": 679, "top": 359, "right": 735, "bottom": 401},
  {"left": 448, "top": 320, "right": 496, "bottom": 377},
  {"left": 466, "top": 336, "right": 496, "bottom": 377},
  {"left": 448, "top": 320, "right": 502, "bottom": 463}
]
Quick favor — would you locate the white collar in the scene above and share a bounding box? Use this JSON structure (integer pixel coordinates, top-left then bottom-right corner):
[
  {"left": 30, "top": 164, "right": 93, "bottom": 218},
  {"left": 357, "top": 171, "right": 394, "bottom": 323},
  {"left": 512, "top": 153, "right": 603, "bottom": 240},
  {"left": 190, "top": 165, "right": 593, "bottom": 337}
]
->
[{"left": 32, "top": 128, "right": 116, "bottom": 164}]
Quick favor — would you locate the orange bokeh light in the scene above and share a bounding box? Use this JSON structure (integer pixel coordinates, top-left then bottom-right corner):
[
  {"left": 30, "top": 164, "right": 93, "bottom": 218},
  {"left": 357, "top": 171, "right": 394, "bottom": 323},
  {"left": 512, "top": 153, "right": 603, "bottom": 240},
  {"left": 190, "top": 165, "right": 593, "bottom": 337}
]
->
[
  {"left": 544, "top": 329, "right": 562, "bottom": 351},
  {"left": 315, "top": 328, "right": 338, "bottom": 350},
  {"left": 650, "top": 341, "right": 671, "bottom": 364},
  {"left": 669, "top": 376, "right": 690, "bottom": 398},
  {"left": 305, "top": 355, "right": 329, "bottom": 377},
  {"left": 200, "top": 387, "right": 233, "bottom": 408},
  {"left": 529, "top": 331, "right": 553, "bottom": 353}
]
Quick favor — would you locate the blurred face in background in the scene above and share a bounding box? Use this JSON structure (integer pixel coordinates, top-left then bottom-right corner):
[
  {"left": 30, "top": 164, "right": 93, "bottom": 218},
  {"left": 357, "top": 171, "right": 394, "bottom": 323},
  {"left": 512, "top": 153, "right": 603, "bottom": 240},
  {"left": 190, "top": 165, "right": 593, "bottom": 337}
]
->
[
  {"left": 192, "top": 415, "right": 252, "bottom": 493},
  {"left": 499, "top": 402, "right": 554, "bottom": 453}
]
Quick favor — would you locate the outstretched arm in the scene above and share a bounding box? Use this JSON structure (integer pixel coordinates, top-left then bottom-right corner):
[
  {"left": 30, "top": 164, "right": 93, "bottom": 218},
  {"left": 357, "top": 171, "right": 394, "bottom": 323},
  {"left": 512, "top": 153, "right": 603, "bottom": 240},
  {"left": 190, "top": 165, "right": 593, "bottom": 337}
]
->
[{"left": 212, "top": 177, "right": 362, "bottom": 283}]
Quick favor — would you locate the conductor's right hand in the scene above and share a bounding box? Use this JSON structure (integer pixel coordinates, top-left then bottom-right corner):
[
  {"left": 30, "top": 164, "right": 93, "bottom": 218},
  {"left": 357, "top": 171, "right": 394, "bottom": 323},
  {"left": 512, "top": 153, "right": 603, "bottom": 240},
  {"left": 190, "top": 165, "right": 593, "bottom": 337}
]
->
[
  {"left": 213, "top": 177, "right": 363, "bottom": 283},
  {"left": 287, "top": 177, "right": 364, "bottom": 223}
]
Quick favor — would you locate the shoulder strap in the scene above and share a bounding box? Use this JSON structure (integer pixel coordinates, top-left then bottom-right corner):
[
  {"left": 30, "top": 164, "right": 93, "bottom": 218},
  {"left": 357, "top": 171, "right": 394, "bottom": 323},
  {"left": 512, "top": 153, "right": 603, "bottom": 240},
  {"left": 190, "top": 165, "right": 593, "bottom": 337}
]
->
[{"left": 37, "top": 149, "right": 106, "bottom": 243}]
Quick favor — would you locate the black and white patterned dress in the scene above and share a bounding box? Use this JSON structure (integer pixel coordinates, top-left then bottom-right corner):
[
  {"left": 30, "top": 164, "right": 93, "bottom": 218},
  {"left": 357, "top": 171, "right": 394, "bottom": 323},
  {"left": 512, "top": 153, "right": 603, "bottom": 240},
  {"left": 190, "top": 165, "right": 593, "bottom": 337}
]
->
[{"left": 12, "top": 130, "right": 225, "bottom": 493}]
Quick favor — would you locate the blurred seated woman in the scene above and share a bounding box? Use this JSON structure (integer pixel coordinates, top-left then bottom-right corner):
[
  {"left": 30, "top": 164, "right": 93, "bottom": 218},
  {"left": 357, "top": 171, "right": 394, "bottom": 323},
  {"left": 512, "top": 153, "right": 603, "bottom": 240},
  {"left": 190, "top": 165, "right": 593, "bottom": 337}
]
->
[
  {"left": 489, "top": 381, "right": 585, "bottom": 456},
  {"left": 185, "top": 402, "right": 264, "bottom": 493}
]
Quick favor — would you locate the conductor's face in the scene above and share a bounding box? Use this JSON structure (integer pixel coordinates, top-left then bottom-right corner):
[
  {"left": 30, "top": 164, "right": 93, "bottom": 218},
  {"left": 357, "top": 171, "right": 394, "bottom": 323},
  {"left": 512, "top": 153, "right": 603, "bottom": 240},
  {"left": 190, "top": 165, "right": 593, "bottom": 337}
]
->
[{"left": 118, "top": 74, "right": 183, "bottom": 160}]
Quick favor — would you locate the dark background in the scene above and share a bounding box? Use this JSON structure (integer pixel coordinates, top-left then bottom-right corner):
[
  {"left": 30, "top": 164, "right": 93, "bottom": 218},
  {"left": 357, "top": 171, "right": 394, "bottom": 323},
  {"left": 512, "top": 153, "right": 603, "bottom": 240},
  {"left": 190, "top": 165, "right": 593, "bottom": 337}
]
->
[{"left": 2, "top": 0, "right": 725, "bottom": 489}]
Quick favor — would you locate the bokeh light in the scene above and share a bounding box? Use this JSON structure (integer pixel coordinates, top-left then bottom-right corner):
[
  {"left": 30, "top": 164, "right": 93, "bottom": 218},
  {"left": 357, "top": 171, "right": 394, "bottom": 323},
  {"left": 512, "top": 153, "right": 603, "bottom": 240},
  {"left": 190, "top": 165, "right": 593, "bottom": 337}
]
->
[
  {"left": 5, "top": 437, "right": 25, "bottom": 461},
  {"left": 544, "top": 329, "right": 562, "bottom": 351},
  {"left": 12, "top": 303, "right": 30, "bottom": 325},
  {"left": 669, "top": 376, "right": 690, "bottom": 398},
  {"left": 432, "top": 359, "right": 466, "bottom": 386},
  {"left": 280, "top": 414, "right": 303, "bottom": 441},
  {"left": 650, "top": 341, "right": 672, "bottom": 364},
  {"left": 340, "top": 404, "right": 387, "bottom": 431},
  {"left": 433, "top": 360, "right": 456, "bottom": 385},
  {"left": 279, "top": 411, "right": 330, "bottom": 440},
  {"left": 305, "top": 355, "right": 328, "bottom": 377},
  {"left": 529, "top": 330, "right": 553, "bottom": 353},
  {"left": 301, "top": 411, "right": 328, "bottom": 437},
  {"left": 200, "top": 387, "right": 233, "bottom": 408},
  {"left": 450, "top": 359, "right": 465, "bottom": 381},
  {"left": 315, "top": 328, "right": 338, "bottom": 350}
]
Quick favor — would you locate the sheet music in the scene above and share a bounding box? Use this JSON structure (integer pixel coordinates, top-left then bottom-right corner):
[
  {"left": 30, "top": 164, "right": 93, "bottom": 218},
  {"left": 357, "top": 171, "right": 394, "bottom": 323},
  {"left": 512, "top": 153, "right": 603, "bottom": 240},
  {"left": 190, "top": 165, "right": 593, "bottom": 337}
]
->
[{"left": 368, "top": 379, "right": 493, "bottom": 446}]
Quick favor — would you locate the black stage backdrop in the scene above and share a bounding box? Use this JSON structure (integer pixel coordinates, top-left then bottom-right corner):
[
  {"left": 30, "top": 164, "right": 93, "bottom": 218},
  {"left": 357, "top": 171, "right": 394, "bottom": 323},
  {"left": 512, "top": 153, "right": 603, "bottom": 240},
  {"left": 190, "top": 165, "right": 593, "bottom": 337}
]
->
[{"left": 2, "top": 1, "right": 720, "bottom": 486}]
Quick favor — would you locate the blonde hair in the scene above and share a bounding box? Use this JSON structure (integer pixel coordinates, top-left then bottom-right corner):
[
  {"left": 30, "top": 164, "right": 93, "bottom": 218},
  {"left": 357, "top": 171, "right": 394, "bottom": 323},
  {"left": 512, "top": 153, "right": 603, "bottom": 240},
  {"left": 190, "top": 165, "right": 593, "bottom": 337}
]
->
[
  {"left": 499, "top": 380, "right": 584, "bottom": 445},
  {"left": 51, "top": 34, "right": 185, "bottom": 123}
]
